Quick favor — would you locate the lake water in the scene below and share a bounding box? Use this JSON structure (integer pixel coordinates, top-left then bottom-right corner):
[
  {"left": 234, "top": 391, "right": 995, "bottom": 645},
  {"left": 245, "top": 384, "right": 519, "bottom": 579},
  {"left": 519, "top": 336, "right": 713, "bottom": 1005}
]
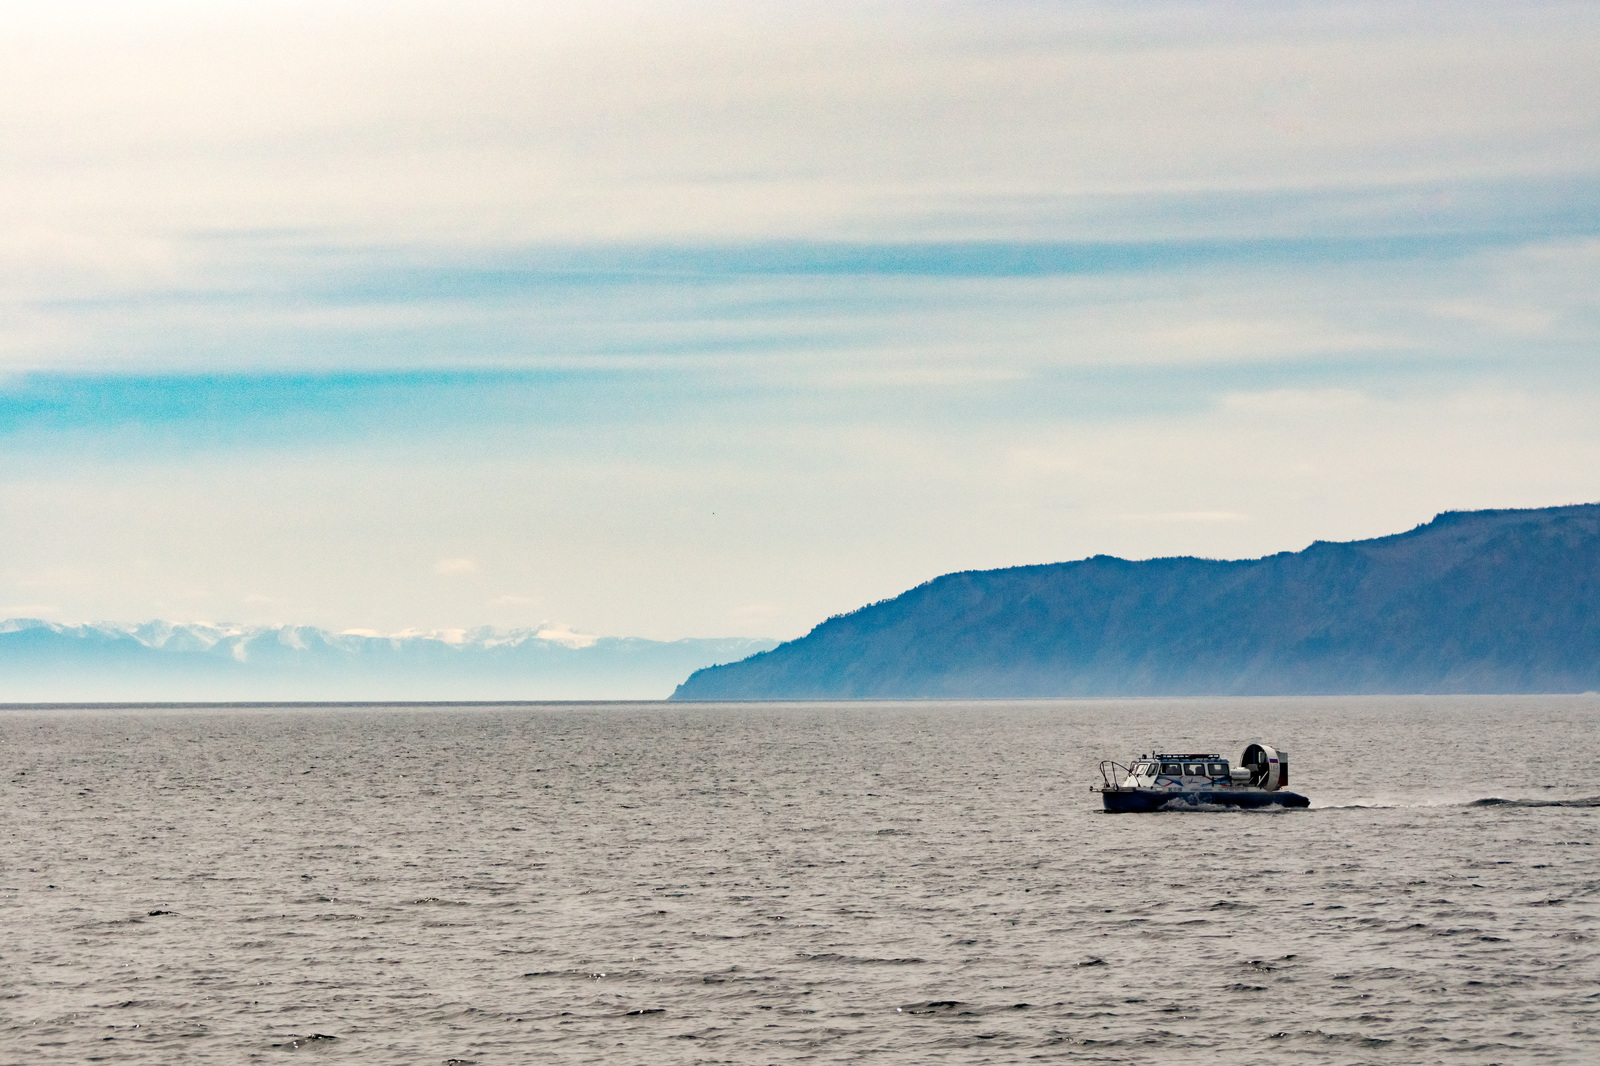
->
[{"left": 2, "top": 696, "right": 1597, "bottom": 1063}]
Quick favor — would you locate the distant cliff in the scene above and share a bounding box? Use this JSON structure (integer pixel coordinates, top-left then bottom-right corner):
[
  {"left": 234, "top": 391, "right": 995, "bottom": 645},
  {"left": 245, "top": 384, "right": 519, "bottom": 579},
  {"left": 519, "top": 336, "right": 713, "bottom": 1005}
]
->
[
  {"left": 0, "top": 622, "right": 774, "bottom": 702},
  {"left": 672, "top": 503, "right": 1600, "bottom": 699}
]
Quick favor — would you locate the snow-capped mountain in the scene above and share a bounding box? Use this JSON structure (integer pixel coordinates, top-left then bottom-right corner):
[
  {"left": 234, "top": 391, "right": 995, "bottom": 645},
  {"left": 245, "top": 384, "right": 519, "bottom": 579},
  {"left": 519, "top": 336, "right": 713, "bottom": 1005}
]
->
[{"left": 0, "top": 619, "right": 775, "bottom": 702}]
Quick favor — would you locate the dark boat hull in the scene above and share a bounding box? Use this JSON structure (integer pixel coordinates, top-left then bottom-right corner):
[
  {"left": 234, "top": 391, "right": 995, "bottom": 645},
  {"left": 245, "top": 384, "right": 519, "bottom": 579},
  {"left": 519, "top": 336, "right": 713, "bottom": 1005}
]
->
[{"left": 1100, "top": 788, "right": 1310, "bottom": 812}]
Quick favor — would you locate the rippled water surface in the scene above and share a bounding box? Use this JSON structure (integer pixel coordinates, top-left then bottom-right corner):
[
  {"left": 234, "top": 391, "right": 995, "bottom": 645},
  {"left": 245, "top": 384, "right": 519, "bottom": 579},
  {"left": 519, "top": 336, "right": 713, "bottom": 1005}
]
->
[{"left": 3, "top": 696, "right": 1598, "bottom": 1064}]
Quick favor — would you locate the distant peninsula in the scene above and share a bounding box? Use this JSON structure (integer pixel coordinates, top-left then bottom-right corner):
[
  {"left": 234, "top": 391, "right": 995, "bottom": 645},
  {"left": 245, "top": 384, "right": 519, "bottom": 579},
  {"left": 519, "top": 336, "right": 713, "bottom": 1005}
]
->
[{"left": 672, "top": 503, "right": 1600, "bottom": 699}]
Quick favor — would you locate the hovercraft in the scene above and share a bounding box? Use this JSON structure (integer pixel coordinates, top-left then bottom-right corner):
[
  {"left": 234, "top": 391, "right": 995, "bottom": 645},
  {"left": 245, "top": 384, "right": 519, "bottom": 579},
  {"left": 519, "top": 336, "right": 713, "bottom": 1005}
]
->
[{"left": 1094, "top": 743, "right": 1309, "bottom": 812}]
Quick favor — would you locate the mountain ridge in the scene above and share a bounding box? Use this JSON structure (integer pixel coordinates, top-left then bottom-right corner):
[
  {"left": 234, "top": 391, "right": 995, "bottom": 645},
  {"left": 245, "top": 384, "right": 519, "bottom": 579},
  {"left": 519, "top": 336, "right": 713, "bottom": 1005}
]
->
[
  {"left": 0, "top": 620, "right": 775, "bottom": 702},
  {"left": 671, "top": 502, "right": 1600, "bottom": 699}
]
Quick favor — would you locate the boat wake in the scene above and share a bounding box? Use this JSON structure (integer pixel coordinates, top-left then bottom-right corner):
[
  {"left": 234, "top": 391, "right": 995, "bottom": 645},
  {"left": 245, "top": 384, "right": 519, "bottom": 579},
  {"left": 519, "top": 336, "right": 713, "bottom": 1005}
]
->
[
  {"left": 1467, "top": 795, "right": 1600, "bottom": 808},
  {"left": 1279, "top": 793, "right": 1600, "bottom": 810},
  {"left": 1321, "top": 795, "right": 1600, "bottom": 810}
]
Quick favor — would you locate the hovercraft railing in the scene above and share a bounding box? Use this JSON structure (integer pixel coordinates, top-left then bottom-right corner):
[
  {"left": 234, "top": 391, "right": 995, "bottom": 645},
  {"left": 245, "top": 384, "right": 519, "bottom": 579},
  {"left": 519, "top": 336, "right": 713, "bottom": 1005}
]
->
[{"left": 1097, "top": 760, "right": 1134, "bottom": 791}]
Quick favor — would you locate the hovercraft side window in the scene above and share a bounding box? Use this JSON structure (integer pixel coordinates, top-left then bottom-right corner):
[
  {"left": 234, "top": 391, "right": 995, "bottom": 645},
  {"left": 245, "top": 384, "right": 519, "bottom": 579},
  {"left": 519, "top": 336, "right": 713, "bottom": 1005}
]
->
[
  {"left": 1183, "top": 763, "right": 1205, "bottom": 776},
  {"left": 1161, "top": 762, "right": 1183, "bottom": 775},
  {"left": 1208, "top": 762, "right": 1228, "bottom": 776}
]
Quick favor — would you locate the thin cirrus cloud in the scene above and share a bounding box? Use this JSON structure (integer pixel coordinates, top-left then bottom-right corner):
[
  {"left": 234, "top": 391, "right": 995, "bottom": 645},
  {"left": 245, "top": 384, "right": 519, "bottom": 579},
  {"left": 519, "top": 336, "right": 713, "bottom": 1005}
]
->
[{"left": 0, "top": 0, "right": 1598, "bottom": 639}]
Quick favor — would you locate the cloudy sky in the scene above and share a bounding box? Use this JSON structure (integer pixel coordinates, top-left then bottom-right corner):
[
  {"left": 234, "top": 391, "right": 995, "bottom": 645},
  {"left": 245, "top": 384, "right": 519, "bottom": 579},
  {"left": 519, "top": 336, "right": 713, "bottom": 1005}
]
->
[{"left": 2, "top": 0, "right": 1598, "bottom": 640}]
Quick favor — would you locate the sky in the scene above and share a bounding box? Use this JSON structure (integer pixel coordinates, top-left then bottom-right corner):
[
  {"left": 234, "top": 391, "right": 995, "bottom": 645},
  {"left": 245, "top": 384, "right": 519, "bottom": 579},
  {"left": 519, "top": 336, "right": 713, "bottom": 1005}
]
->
[{"left": 2, "top": 0, "right": 1598, "bottom": 641}]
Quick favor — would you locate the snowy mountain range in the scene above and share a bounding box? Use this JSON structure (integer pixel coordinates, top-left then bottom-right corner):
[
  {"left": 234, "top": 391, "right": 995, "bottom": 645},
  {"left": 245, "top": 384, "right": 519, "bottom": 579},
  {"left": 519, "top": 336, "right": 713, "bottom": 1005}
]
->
[{"left": 0, "top": 619, "right": 775, "bottom": 702}]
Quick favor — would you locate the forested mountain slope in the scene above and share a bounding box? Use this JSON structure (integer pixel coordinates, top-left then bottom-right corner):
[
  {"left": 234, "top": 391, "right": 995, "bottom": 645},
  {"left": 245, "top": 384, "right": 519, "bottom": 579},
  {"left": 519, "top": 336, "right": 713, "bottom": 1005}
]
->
[{"left": 673, "top": 504, "right": 1600, "bottom": 698}]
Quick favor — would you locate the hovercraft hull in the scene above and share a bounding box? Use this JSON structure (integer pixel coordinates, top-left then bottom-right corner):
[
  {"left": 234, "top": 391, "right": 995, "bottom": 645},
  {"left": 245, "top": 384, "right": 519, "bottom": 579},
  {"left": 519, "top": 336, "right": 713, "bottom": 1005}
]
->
[{"left": 1100, "top": 788, "right": 1310, "bottom": 812}]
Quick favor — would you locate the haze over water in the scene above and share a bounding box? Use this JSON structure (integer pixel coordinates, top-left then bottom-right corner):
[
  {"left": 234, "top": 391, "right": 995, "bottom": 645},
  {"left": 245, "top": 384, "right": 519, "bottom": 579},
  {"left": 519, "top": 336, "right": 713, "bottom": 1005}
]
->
[{"left": 3, "top": 696, "right": 1597, "bottom": 1063}]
